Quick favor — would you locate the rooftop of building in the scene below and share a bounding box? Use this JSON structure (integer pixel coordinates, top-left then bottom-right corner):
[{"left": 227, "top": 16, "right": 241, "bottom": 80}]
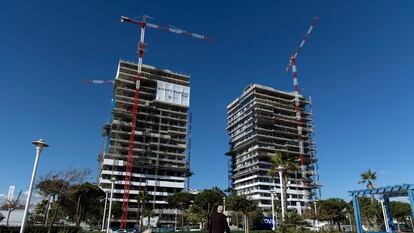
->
[
  {"left": 119, "top": 59, "right": 191, "bottom": 79},
  {"left": 227, "top": 83, "right": 305, "bottom": 109}
]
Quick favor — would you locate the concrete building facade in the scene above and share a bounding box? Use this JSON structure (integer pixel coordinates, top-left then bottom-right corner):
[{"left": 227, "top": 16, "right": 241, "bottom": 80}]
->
[
  {"left": 226, "top": 84, "right": 320, "bottom": 214},
  {"left": 98, "top": 60, "right": 191, "bottom": 227}
]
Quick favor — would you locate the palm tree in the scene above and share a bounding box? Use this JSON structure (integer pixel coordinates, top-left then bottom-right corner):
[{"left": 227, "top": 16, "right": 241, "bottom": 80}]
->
[
  {"left": 268, "top": 152, "right": 298, "bottom": 220},
  {"left": 137, "top": 191, "right": 149, "bottom": 228},
  {"left": 358, "top": 169, "right": 377, "bottom": 189}
]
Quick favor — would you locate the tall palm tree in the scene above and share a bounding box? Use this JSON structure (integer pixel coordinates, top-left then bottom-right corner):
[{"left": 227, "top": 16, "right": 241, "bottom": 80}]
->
[
  {"left": 358, "top": 169, "right": 377, "bottom": 189},
  {"left": 268, "top": 152, "right": 298, "bottom": 220}
]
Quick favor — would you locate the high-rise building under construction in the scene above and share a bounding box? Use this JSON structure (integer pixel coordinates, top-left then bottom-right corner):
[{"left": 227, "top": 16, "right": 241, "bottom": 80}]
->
[
  {"left": 226, "top": 84, "right": 320, "bottom": 214},
  {"left": 98, "top": 60, "right": 191, "bottom": 226}
]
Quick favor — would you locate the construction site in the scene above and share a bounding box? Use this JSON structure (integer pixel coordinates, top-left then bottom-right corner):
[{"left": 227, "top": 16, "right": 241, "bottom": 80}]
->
[
  {"left": 225, "top": 17, "right": 321, "bottom": 215},
  {"left": 95, "top": 15, "right": 210, "bottom": 229},
  {"left": 98, "top": 60, "right": 191, "bottom": 227},
  {"left": 96, "top": 15, "right": 321, "bottom": 229},
  {"left": 7, "top": 2, "right": 414, "bottom": 233},
  {"left": 226, "top": 84, "right": 320, "bottom": 213}
]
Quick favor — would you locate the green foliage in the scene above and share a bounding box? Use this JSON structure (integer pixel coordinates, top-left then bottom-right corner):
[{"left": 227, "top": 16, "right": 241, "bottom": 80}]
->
[
  {"left": 109, "top": 202, "right": 123, "bottom": 220},
  {"left": 37, "top": 179, "right": 70, "bottom": 198},
  {"left": 36, "top": 168, "right": 91, "bottom": 225},
  {"left": 391, "top": 201, "right": 412, "bottom": 232},
  {"left": 167, "top": 192, "right": 194, "bottom": 210},
  {"left": 358, "top": 169, "right": 377, "bottom": 189},
  {"left": 60, "top": 182, "right": 105, "bottom": 226},
  {"left": 267, "top": 152, "right": 298, "bottom": 216},
  {"left": 138, "top": 190, "right": 149, "bottom": 204},
  {"left": 315, "top": 198, "right": 347, "bottom": 230},
  {"left": 391, "top": 201, "right": 411, "bottom": 219},
  {"left": 186, "top": 205, "right": 208, "bottom": 226},
  {"left": 226, "top": 193, "right": 258, "bottom": 233},
  {"left": 161, "top": 231, "right": 347, "bottom": 233},
  {"left": 189, "top": 187, "right": 225, "bottom": 229},
  {"left": 226, "top": 193, "right": 258, "bottom": 214},
  {"left": 193, "top": 187, "right": 224, "bottom": 217},
  {"left": 268, "top": 152, "right": 298, "bottom": 178},
  {"left": 0, "top": 225, "right": 81, "bottom": 233},
  {"left": 347, "top": 197, "right": 382, "bottom": 231},
  {"left": 275, "top": 211, "right": 309, "bottom": 233},
  {"left": 316, "top": 198, "right": 347, "bottom": 220}
]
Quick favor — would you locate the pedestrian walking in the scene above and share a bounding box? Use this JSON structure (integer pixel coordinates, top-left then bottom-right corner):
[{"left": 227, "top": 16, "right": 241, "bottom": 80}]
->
[{"left": 209, "top": 205, "right": 230, "bottom": 233}]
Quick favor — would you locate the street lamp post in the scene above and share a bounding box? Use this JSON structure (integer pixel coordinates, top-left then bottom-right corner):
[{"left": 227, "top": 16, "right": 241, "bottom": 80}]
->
[
  {"left": 106, "top": 177, "right": 116, "bottom": 233},
  {"left": 313, "top": 201, "right": 319, "bottom": 228},
  {"left": 20, "top": 139, "right": 49, "bottom": 233},
  {"left": 101, "top": 192, "right": 108, "bottom": 231},
  {"left": 270, "top": 191, "right": 276, "bottom": 231},
  {"left": 174, "top": 209, "right": 178, "bottom": 231},
  {"left": 277, "top": 166, "right": 286, "bottom": 221}
]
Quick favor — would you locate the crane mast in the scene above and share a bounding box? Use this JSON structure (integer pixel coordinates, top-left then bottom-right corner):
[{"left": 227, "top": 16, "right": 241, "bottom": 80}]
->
[
  {"left": 119, "top": 15, "right": 210, "bottom": 228},
  {"left": 286, "top": 17, "right": 318, "bottom": 178}
]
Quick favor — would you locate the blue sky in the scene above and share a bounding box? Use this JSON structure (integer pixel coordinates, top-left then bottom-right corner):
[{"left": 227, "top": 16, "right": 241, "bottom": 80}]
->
[{"left": 1, "top": 0, "right": 413, "bottom": 201}]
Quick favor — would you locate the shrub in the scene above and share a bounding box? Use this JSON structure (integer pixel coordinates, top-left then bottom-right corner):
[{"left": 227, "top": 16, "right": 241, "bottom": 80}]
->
[{"left": 0, "top": 225, "right": 81, "bottom": 233}]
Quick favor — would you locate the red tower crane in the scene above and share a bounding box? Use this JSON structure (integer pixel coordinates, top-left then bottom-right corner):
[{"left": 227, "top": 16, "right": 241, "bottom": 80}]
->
[
  {"left": 119, "top": 15, "right": 211, "bottom": 228},
  {"left": 286, "top": 17, "right": 318, "bottom": 177}
]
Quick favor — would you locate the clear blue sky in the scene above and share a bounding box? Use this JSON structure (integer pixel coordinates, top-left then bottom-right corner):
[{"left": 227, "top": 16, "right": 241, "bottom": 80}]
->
[{"left": 1, "top": 0, "right": 413, "bottom": 201}]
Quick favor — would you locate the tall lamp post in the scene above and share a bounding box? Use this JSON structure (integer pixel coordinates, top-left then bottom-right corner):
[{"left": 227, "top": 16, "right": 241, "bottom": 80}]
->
[
  {"left": 277, "top": 165, "right": 286, "bottom": 221},
  {"left": 313, "top": 201, "right": 319, "bottom": 229},
  {"left": 106, "top": 177, "right": 116, "bottom": 233},
  {"left": 101, "top": 192, "right": 108, "bottom": 231},
  {"left": 174, "top": 209, "right": 178, "bottom": 232},
  {"left": 270, "top": 190, "right": 278, "bottom": 231},
  {"left": 20, "top": 139, "right": 49, "bottom": 233}
]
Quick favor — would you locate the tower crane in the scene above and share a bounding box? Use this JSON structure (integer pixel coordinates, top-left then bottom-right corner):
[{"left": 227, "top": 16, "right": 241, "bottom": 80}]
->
[
  {"left": 119, "top": 15, "right": 211, "bottom": 228},
  {"left": 286, "top": 17, "right": 318, "bottom": 178}
]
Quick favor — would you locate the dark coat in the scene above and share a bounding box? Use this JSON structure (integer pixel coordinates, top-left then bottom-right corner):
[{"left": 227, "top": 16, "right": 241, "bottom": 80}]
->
[{"left": 209, "top": 212, "right": 230, "bottom": 233}]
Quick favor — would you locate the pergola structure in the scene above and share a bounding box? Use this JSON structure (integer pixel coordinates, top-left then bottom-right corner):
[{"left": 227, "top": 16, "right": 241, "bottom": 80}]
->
[{"left": 349, "top": 184, "right": 414, "bottom": 233}]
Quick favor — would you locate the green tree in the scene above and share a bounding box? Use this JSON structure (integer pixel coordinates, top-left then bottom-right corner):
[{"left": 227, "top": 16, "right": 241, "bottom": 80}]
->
[
  {"left": 193, "top": 188, "right": 225, "bottom": 229},
  {"left": 167, "top": 192, "right": 194, "bottom": 230},
  {"left": 60, "top": 182, "right": 105, "bottom": 226},
  {"left": 277, "top": 211, "right": 309, "bottom": 233},
  {"left": 358, "top": 169, "right": 377, "bottom": 189},
  {"left": 391, "top": 201, "right": 411, "bottom": 232},
  {"left": 186, "top": 205, "right": 208, "bottom": 229},
  {"left": 137, "top": 190, "right": 150, "bottom": 228},
  {"left": 33, "top": 199, "right": 48, "bottom": 224},
  {"left": 226, "top": 193, "right": 258, "bottom": 233},
  {"left": 36, "top": 167, "right": 90, "bottom": 233},
  {"left": 348, "top": 197, "right": 383, "bottom": 231},
  {"left": 268, "top": 152, "right": 298, "bottom": 219},
  {"left": 315, "top": 198, "right": 347, "bottom": 231}
]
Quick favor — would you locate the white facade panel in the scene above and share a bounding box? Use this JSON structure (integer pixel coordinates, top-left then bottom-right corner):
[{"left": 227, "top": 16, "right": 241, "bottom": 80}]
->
[{"left": 156, "top": 81, "right": 190, "bottom": 107}]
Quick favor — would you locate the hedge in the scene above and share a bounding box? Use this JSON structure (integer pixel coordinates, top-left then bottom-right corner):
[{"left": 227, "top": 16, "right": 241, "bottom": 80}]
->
[{"left": 0, "top": 225, "right": 81, "bottom": 233}]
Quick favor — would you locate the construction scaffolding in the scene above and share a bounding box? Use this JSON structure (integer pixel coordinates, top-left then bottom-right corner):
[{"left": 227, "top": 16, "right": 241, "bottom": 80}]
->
[
  {"left": 98, "top": 60, "right": 191, "bottom": 227},
  {"left": 226, "top": 84, "right": 320, "bottom": 213}
]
